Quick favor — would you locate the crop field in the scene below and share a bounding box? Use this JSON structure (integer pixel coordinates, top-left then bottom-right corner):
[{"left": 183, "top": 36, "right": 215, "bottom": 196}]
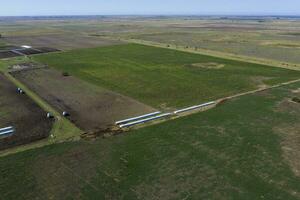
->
[
  {"left": 0, "top": 73, "right": 53, "bottom": 150},
  {"left": 11, "top": 67, "right": 156, "bottom": 131},
  {"left": 1, "top": 81, "right": 300, "bottom": 199},
  {"left": 34, "top": 43, "right": 300, "bottom": 109}
]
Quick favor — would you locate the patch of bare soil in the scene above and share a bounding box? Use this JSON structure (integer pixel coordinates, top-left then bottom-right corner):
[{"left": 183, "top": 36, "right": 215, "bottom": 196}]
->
[
  {"left": 275, "top": 98, "right": 300, "bottom": 114},
  {"left": 275, "top": 124, "right": 300, "bottom": 177},
  {"left": 188, "top": 62, "right": 225, "bottom": 69},
  {"left": 291, "top": 88, "right": 300, "bottom": 94},
  {"left": 11, "top": 68, "right": 156, "bottom": 132},
  {"left": 9, "top": 62, "right": 46, "bottom": 72},
  {"left": 0, "top": 73, "right": 53, "bottom": 150},
  {"left": 251, "top": 76, "right": 272, "bottom": 90},
  {"left": 274, "top": 97, "right": 300, "bottom": 177}
]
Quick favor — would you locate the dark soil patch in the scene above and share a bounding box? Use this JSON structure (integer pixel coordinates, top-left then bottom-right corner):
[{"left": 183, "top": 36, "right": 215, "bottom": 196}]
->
[
  {"left": 11, "top": 68, "right": 156, "bottom": 132},
  {"left": 0, "top": 73, "right": 53, "bottom": 150},
  {"left": 4, "top": 34, "right": 124, "bottom": 50},
  {"left": 292, "top": 97, "right": 300, "bottom": 103},
  {"left": 0, "top": 47, "right": 59, "bottom": 59},
  {"left": 17, "top": 48, "right": 42, "bottom": 55},
  {"left": 17, "top": 47, "right": 60, "bottom": 55},
  {"left": 0, "top": 51, "right": 19, "bottom": 59}
]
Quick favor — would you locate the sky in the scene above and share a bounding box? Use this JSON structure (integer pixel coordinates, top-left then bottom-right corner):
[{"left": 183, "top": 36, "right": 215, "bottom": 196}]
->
[{"left": 0, "top": 0, "right": 299, "bottom": 16}]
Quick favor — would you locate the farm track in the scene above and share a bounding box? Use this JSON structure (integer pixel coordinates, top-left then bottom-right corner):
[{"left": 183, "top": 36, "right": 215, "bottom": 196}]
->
[{"left": 121, "top": 38, "right": 300, "bottom": 71}]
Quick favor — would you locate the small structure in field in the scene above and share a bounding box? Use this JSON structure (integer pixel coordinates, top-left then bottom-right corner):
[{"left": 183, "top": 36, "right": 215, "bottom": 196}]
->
[
  {"left": 119, "top": 113, "right": 172, "bottom": 128},
  {"left": 47, "top": 113, "right": 54, "bottom": 119},
  {"left": 21, "top": 45, "right": 32, "bottom": 49},
  {"left": 115, "top": 111, "right": 161, "bottom": 125},
  {"left": 17, "top": 88, "right": 25, "bottom": 94},
  {"left": 62, "top": 111, "right": 70, "bottom": 117},
  {"left": 0, "top": 126, "right": 15, "bottom": 138}
]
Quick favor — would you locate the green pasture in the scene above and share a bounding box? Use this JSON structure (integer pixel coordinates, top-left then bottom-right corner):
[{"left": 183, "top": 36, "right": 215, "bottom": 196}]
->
[
  {"left": 34, "top": 43, "right": 300, "bottom": 109},
  {"left": 1, "top": 81, "right": 300, "bottom": 199}
]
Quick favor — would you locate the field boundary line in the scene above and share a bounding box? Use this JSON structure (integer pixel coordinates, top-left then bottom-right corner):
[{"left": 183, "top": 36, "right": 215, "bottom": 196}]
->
[{"left": 120, "top": 38, "right": 300, "bottom": 71}]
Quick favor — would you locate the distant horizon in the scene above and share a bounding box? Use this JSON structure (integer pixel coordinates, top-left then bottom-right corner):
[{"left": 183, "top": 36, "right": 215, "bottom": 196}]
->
[
  {"left": 1, "top": 0, "right": 299, "bottom": 17},
  {"left": 1, "top": 14, "right": 300, "bottom": 18}
]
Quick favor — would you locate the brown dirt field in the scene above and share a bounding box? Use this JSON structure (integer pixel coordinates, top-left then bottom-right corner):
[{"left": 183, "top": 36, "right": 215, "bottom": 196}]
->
[
  {"left": 0, "top": 73, "right": 53, "bottom": 150},
  {"left": 11, "top": 67, "right": 156, "bottom": 132},
  {"left": 4, "top": 34, "right": 125, "bottom": 50}
]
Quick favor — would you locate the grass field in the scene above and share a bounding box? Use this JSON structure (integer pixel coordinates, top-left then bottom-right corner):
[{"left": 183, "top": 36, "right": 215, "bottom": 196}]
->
[
  {"left": 34, "top": 43, "right": 300, "bottom": 109},
  {"left": 1, "top": 81, "right": 300, "bottom": 199}
]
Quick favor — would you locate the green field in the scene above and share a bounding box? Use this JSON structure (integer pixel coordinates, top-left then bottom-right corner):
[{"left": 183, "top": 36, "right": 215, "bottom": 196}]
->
[
  {"left": 1, "top": 81, "right": 300, "bottom": 199},
  {"left": 34, "top": 43, "right": 300, "bottom": 109}
]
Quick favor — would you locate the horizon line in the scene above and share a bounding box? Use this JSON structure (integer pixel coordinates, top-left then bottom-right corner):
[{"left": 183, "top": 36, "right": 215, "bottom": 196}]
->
[{"left": 1, "top": 14, "right": 300, "bottom": 17}]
